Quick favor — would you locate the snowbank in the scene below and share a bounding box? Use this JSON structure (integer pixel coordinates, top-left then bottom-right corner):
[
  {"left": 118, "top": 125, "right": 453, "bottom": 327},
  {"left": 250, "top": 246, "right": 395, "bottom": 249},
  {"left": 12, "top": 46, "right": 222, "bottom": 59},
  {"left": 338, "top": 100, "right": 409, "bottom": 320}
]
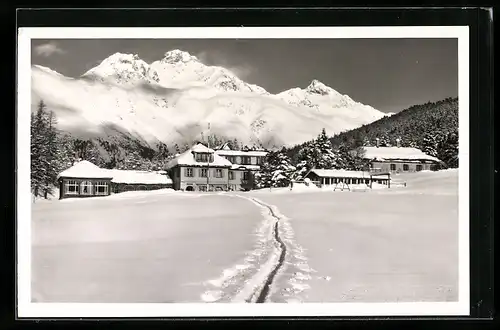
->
[{"left": 58, "top": 188, "right": 183, "bottom": 202}]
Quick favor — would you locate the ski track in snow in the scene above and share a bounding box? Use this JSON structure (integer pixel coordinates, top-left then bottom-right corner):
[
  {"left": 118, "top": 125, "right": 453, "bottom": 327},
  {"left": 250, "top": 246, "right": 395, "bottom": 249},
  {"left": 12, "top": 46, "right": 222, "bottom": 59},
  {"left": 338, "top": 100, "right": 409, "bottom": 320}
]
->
[{"left": 200, "top": 193, "right": 314, "bottom": 303}]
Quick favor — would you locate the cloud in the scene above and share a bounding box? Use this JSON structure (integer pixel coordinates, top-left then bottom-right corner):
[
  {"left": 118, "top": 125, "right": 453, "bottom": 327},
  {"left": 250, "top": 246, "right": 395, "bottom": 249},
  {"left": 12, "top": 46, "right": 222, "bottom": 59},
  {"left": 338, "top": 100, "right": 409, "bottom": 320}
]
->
[
  {"left": 34, "top": 42, "right": 66, "bottom": 57},
  {"left": 195, "top": 50, "right": 253, "bottom": 79}
]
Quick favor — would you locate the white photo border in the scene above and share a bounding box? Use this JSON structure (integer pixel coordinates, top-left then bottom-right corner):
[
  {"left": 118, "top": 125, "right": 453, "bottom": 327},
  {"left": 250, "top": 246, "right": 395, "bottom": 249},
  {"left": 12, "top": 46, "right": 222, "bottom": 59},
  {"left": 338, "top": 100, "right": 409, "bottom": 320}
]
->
[{"left": 17, "top": 26, "right": 470, "bottom": 318}]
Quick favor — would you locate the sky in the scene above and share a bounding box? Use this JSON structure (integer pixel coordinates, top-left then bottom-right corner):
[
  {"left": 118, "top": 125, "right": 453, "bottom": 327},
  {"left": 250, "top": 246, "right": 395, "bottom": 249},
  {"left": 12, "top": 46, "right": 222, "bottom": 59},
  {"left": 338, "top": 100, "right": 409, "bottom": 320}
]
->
[{"left": 31, "top": 38, "right": 458, "bottom": 113}]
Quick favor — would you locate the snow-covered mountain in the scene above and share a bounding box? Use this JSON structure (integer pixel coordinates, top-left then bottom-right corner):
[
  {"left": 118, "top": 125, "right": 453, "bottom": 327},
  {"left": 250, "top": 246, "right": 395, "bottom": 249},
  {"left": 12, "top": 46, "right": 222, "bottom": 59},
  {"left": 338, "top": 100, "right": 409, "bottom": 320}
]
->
[
  {"left": 31, "top": 49, "right": 386, "bottom": 150},
  {"left": 276, "top": 79, "right": 384, "bottom": 125},
  {"left": 150, "top": 50, "right": 269, "bottom": 94}
]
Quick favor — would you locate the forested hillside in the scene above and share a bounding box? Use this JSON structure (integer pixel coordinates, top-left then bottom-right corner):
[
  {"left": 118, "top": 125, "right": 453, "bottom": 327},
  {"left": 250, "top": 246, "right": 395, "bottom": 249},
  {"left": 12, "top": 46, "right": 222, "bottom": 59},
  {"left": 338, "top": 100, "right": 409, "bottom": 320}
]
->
[{"left": 286, "top": 97, "right": 459, "bottom": 168}]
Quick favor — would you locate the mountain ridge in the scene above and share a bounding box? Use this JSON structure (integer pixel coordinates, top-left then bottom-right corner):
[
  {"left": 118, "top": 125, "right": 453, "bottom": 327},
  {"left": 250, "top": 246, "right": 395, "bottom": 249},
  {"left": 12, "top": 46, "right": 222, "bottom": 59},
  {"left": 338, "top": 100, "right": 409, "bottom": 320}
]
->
[{"left": 31, "top": 49, "right": 387, "bottom": 153}]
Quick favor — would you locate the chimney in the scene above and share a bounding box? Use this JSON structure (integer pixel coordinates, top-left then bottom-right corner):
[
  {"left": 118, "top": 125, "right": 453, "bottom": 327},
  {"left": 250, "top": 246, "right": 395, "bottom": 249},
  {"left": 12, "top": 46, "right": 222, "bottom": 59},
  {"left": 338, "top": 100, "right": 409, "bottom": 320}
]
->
[
  {"left": 396, "top": 138, "right": 401, "bottom": 148},
  {"left": 375, "top": 138, "right": 380, "bottom": 148}
]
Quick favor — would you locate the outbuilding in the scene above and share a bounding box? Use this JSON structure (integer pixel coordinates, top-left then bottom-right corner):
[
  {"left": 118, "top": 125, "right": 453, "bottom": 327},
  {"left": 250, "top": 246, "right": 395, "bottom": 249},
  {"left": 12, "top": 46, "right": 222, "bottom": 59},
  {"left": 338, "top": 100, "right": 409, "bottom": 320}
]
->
[
  {"left": 304, "top": 169, "right": 391, "bottom": 189},
  {"left": 57, "top": 160, "right": 173, "bottom": 199},
  {"left": 57, "top": 160, "right": 113, "bottom": 199},
  {"left": 361, "top": 146, "right": 443, "bottom": 173}
]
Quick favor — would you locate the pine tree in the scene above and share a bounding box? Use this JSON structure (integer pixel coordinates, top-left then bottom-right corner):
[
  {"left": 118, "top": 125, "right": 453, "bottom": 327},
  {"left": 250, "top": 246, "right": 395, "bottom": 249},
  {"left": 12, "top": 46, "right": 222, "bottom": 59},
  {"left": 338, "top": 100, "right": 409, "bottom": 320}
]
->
[
  {"left": 293, "top": 140, "right": 318, "bottom": 181},
  {"left": 438, "top": 130, "right": 459, "bottom": 168},
  {"left": 255, "top": 148, "right": 296, "bottom": 188},
  {"left": 30, "top": 100, "right": 60, "bottom": 199},
  {"left": 422, "top": 133, "right": 438, "bottom": 157},
  {"left": 31, "top": 101, "right": 49, "bottom": 198},
  {"left": 231, "top": 138, "right": 240, "bottom": 150},
  {"left": 293, "top": 129, "right": 338, "bottom": 180},
  {"left": 314, "top": 128, "right": 338, "bottom": 169},
  {"left": 44, "top": 110, "right": 59, "bottom": 197}
]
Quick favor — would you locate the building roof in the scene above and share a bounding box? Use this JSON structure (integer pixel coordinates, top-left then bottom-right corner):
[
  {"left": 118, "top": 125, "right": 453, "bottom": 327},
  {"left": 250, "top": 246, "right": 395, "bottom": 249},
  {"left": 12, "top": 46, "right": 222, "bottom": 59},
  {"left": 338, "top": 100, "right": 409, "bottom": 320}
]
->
[
  {"left": 57, "top": 160, "right": 113, "bottom": 179},
  {"left": 191, "top": 143, "right": 215, "bottom": 154},
  {"left": 230, "top": 164, "right": 261, "bottom": 171},
  {"left": 165, "top": 144, "right": 232, "bottom": 169},
  {"left": 361, "top": 147, "right": 442, "bottom": 162},
  {"left": 215, "top": 149, "right": 268, "bottom": 157},
  {"left": 309, "top": 169, "right": 372, "bottom": 179},
  {"left": 107, "top": 169, "right": 173, "bottom": 184},
  {"left": 58, "top": 161, "right": 172, "bottom": 184}
]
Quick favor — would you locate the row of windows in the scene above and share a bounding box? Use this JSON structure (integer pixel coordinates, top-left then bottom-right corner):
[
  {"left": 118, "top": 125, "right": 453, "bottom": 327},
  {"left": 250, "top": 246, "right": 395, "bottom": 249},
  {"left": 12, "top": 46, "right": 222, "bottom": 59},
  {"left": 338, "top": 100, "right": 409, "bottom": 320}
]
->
[
  {"left": 183, "top": 168, "right": 249, "bottom": 180},
  {"left": 185, "top": 168, "right": 224, "bottom": 178},
  {"left": 65, "top": 180, "right": 108, "bottom": 195},
  {"left": 192, "top": 152, "right": 265, "bottom": 165},
  {"left": 223, "top": 155, "right": 264, "bottom": 165},
  {"left": 389, "top": 164, "right": 423, "bottom": 171},
  {"left": 322, "top": 178, "right": 371, "bottom": 185},
  {"left": 194, "top": 153, "right": 214, "bottom": 163}
]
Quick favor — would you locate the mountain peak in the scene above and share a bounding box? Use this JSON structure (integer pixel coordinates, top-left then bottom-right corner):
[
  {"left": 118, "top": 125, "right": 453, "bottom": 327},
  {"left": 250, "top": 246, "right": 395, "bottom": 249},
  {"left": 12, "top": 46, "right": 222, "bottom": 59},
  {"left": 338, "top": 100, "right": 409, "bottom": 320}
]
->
[
  {"left": 106, "top": 52, "right": 142, "bottom": 62},
  {"left": 161, "top": 49, "right": 198, "bottom": 64},
  {"left": 305, "top": 79, "right": 335, "bottom": 95},
  {"left": 82, "top": 52, "right": 158, "bottom": 84}
]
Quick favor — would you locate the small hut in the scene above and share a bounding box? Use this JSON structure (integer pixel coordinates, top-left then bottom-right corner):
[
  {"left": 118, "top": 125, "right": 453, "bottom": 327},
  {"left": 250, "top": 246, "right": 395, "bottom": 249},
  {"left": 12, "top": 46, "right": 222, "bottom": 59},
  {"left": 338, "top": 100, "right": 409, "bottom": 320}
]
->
[
  {"left": 57, "top": 161, "right": 113, "bottom": 199},
  {"left": 57, "top": 161, "right": 173, "bottom": 199}
]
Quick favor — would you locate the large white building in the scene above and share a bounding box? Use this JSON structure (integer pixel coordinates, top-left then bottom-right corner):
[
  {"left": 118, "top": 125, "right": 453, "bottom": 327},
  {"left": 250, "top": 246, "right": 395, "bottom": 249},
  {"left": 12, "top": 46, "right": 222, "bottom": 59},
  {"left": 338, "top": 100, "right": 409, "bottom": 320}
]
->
[{"left": 165, "top": 142, "right": 268, "bottom": 192}]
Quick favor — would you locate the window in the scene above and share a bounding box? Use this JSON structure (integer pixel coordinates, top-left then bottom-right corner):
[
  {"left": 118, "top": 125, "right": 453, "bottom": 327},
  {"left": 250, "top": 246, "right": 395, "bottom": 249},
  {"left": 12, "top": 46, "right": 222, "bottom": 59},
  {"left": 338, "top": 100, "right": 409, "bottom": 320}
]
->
[
  {"left": 229, "top": 171, "right": 235, "bottom": 180},
  {"left": 214, "top": 169, "right": 223, "bottom": 178},
  {"left": 227, "top": 156, "right": 237, "bottom": 164},
  {"left": 256, "top": 157, "right": 263, "bottom": 165},
  {"left": 242, "top": 171, "right": 249, "bottom": 180},
  {"left": 390, "top": 164, "right": 396, "bottom": 171},
  {"left": 416, "top": 164, "right": 423, "bottom": 172},
  {"left": 80, "top": 181, "right": 93, "bottom": 195},
  {"left": 184, "top": 167, "right": 194, "bottom": 177},
  {"left": 95, "top": 181, "right": 108, "bottom": 195},
  {"left": 403, "top": 164, "right": 409, "bottom": 171},
  {"left": 200, "top": 168, "right": 209, "bottom": 177},
  {"left": 241, "top": 156, "right": 251, "bottom": 165},
  {"left": 195, "top": 153, "right": 213, "bottom": 163},
  {"left": 65, "top": 180, "right": 79, "bottom": 195}
]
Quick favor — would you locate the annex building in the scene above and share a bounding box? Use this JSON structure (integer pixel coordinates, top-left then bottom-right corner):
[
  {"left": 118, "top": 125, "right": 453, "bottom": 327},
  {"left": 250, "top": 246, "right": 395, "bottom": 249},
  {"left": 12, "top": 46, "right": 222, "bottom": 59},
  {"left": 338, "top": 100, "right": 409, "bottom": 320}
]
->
[{"left": 57, "top": 160, "right": 173, "bottom": 199}]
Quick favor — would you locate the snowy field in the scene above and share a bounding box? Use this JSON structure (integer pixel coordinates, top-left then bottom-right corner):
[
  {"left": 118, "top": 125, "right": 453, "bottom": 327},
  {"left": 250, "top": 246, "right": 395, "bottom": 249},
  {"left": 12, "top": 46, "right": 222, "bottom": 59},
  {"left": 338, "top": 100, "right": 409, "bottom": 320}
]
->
[
  {"left": 249, "top": 169, "right": 459, "bottom": 302},
  {"left": 31, "top": 169, "right": 459, "bottom": 303}
]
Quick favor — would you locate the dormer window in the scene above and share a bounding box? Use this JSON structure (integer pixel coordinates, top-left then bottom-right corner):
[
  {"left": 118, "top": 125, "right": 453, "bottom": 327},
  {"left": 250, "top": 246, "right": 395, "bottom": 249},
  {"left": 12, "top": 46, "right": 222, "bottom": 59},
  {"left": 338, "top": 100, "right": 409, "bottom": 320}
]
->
[{"left": 194, "top": 152, "right": 213, "bottom": 163}]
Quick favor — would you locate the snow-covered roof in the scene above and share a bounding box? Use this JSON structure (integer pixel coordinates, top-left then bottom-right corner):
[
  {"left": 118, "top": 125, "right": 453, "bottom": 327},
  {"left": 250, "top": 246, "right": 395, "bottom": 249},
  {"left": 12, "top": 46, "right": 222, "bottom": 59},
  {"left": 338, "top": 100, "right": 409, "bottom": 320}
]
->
[
  {"left": 165, "top": 144, "right": 232, "bottom": 169},
  {"left": 309, "top": 169, "right": 372, "bottom": 179},
  {"left": 57, "top": 161, "right": 113, "bottom": 179},
  {"left": 230, "top": 164, "right": 261, "bottom": 171},
  {"left": 215, "top": 149, "right": 268, "bottom": 157},
  {"left": 191, "top": 143, "right": 214, "bottom": 153},
  {"left": 57, "top": 161, "right": 172, "bottom": 184},
  {"left": 107, "top": 169, "right": 172, "bottom": 184},
  {"left": 362, "top": 147, "right": 442, "bottom": 162}
]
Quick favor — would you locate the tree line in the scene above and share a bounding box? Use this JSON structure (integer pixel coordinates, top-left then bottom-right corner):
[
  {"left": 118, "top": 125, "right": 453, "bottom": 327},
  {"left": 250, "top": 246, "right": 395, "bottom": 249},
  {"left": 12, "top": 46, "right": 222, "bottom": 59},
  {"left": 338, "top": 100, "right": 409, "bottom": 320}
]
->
[{"left": 31, "top": 97, "right": 459, "bottom": 197}]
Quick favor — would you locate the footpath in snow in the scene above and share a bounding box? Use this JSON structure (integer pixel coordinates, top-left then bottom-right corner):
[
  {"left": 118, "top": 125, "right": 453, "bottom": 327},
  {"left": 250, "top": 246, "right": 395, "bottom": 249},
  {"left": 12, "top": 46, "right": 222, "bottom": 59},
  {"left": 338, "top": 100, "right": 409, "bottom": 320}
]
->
[{"left": 200, "top": 194, "right": 313, "bottom": 303}]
